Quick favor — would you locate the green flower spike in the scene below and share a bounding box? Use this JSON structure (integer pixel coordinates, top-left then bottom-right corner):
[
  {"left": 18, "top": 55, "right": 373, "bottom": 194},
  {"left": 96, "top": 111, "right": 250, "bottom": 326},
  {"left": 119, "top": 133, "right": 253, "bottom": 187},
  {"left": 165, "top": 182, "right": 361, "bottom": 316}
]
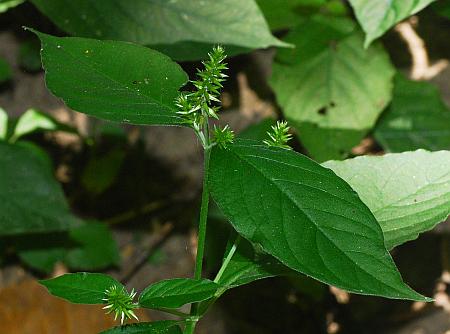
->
[
  {"left": 263, "top": 120, "right": 293, "bottom": 149},
  {"left": 175, "top": 46, "right": 228, "bottom": 148},
  {"left": 103, "top": 285, "right": 139, "bottom": 325},
  {"left": 213, "top": 125, "right": 235, "bottom": 149}
]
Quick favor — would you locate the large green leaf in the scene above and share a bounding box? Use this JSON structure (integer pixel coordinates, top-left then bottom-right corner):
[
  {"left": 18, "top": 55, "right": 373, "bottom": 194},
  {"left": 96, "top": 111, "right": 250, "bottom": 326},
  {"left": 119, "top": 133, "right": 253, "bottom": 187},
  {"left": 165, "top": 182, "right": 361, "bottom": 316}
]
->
[
  {"left": 348, "top": 0, "right": 437, "bottom": 47},
  {"left": 0, "top": 142, "right": 78, "bottom": 235},
  {"left": 323, "top": 150, "right": 450, "bottom": 250},
  {"left": 40, "top": 272, "right": 122, "bottom": 304},
  {"left": 270, "top": 17, "right": 394, "bottom": 161},
  {"left": 32, "top": 30, "right": 188, "bottom": 126},
  {"left": 100, "top": 321, "right": 182, "bottom": 334},
  {"left": 375, "top": 75, "right": 450, "bottom": 152},
  {"left": 139, "top": 278, "right": 219, "bottom": 309},
  {"left": 30, "top": 0, "right": 286, "bottom": 49},
  {"left": 0, "top": 56, "right": 11, "bottom": 83},
  {"left": 209, "top": 139, "right": 427, "bottom": 300}
]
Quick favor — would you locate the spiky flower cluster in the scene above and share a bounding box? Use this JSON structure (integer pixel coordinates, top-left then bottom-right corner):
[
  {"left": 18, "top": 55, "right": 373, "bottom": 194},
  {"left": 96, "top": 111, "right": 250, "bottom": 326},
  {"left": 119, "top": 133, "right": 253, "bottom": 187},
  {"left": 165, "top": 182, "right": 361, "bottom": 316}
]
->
[
  {"left": 103, "top": 285, "right": 138, "bottom": 325},
  {"left": 175, "top": 46, "right": 228, "bottom": 147},
  {"left": 213, "top": 125, "right": 235, "bottom": 149},
  {"left": 263, "top": 120, "right": 293, "bottom": 149}
]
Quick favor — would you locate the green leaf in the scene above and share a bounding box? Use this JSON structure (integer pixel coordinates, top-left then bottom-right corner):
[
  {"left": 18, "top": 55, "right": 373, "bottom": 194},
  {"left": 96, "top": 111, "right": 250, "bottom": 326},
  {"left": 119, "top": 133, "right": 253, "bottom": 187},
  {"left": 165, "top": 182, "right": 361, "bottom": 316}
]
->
[
  {"left": 81, "top": 148, "right": 125, "bottom": 195},
  {"left": 323, "top": 150, "right": 450, "bottom": 250},
  {"left": 139, "top": 278, "right": 220, "bottom": 309},
  {"left": 375, "top": 75, "right": 450, "bottom": 152},
  {"left": 18, "top": 221, "right": 119, "bottom": 273},
  {"left": 100, "top": 321, "right": 182, "bottom": 334},
  {"left": 19, "top": 247, "right": 66, "bottom": 273},
  {"left": 10, "top": 108, "right": 73, "bottom": 142},
  {"left": 151, "top": 42, "right": 251, "bottom": 62},
  {"left": 19, "top": 39, "right": 43, "bottom": 72},
  {"left": 0, "top": 0, "right": 24, "bottom": 13},
  {"left": 256, "top": 0, "right": 347, "bottom": 30},
  {"left": 209, "top": 139, "right": 428, "bottom": 301},
  {"left": 434, "top": 1, "right": 450, "bottom": 18},
  {"left": 65, "top": 222, "right": 120, "bottom": 270},
  {"left": 348, "top": 0, "right": 437, "bottom": 47},
  {"left": 40, "top": 272, "right": 122, "bottom": 304},
  {"left": 0, "top": 108, "right": 8, "bottom": 140},
  {"left": 30, "top": 0, "right": 287, "bottom": 49},
  {"left": 31, "top": 30, "right": 188, "bottom": 126},
  {"left": 0, "top": 56, "right": 12, "bottom": 83},
  {"left": 270, "top": 17, "right": 394, "bottom": 161},
  {"left": 0, "top": 142, "right": 78, "bottom": 235}
]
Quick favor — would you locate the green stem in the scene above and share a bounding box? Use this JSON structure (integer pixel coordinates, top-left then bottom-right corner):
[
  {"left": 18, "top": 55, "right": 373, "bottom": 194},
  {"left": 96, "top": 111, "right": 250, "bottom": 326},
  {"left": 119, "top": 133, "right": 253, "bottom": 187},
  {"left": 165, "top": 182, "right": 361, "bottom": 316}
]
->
[
  {"left": 184, "top": 144, "right": 211, "bottom": 334},
  {"left": 194, "top": 146, "right": 211, "bottom": 280}
]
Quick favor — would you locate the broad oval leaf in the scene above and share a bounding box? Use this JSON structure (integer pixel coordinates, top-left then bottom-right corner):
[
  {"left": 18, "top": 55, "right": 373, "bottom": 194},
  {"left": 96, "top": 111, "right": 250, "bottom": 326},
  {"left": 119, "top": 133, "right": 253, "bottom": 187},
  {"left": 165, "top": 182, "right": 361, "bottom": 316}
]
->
[
  {"left": 209, "top": 139, "right": 427, "bottom": 300},
  {"left": 375, "top": 74, "right": 450, "bottom": 152},
  {"left": 40, "top": 272, "right": 123, "bottom": 304},
  {"left": 31, "top": 30, "right": 188, "bottom": 126},
  {"left": 323, "top": 150, "right": 450, "bottom": 250},
  {"left": 30, "top": 0, "right": 286, "bottom": 50},
  {"left": 348, "top": 0, "right": 437, "bottom": 47},
  {"left": 0, "top": 141, "right": 78, "bottom": 235},
  {"left": 139, "top": 278, "right": 219, "bottom": 309},
  {"left": 269, "top": 17, "right": 394, "bottom": 161},
  {"left": 100, "top": 321, "right": 182, "bottom": 334}
]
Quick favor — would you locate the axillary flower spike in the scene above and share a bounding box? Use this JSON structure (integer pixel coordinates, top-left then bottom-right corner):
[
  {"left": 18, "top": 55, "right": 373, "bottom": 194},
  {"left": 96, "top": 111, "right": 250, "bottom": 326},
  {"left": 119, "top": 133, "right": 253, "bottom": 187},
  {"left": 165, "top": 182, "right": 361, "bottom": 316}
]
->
[
  {"left": 102, "top": 285, "right": 139, "bottom": 325},
  {"left": 263, "top": 120, "right": 293, "bottom": 149}
]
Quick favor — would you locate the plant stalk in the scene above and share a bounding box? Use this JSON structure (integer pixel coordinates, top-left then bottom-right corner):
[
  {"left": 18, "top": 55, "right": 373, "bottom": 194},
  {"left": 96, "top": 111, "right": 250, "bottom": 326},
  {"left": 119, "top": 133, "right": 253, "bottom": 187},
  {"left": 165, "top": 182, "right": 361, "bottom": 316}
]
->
[{"left": 184, "top": 144, "right": 211, "bottom": 334}]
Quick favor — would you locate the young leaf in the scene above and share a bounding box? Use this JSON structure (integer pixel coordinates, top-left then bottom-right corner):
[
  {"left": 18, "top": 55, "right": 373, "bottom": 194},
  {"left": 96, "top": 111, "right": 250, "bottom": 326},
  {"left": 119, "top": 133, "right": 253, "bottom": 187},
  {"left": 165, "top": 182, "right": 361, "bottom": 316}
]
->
[
  {"left": 100, "top": 321, "right": 182, "bottom": 334},
  {"left": 139, "top": 278, "right": 219, "bottom": 309},
  {"left": 30, "top": 0, "right": 287, "bottom": 49},
  {"left": 40, "top": 272, "right": 123, "bottom": 304},
  {"left": 323, "top": 150, "right": 450, "bottom": 250},
  {"left": 270, "top": 17, "right": 394, "bottom": 161},
  {"left": 0, "top": 142, "right": 78, "bottom": 235},
  {"left": 0, "top": 56, "right": 12, "bottom": 83},
  {"left": 209, "top": 139, "right": 428, "bottom": 301},
  {"left": 348, "top": 0, "right": 437, "bottom": 47},
  {"left": 375, "top": 75, "right": 450, "bottom": 152},
  {"left": 30, "top": 30, "right": 188, "bottom": 126},
  {"left": 10, "top": 108, "right": 74, "bottom": 142}
]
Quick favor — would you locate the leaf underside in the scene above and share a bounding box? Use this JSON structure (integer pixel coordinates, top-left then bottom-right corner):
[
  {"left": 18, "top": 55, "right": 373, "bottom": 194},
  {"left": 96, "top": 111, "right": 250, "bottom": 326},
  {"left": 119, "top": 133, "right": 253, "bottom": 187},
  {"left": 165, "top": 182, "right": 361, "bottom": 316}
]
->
[{"left": 324, "top": 150, "right": 450, "bottom": 250}]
